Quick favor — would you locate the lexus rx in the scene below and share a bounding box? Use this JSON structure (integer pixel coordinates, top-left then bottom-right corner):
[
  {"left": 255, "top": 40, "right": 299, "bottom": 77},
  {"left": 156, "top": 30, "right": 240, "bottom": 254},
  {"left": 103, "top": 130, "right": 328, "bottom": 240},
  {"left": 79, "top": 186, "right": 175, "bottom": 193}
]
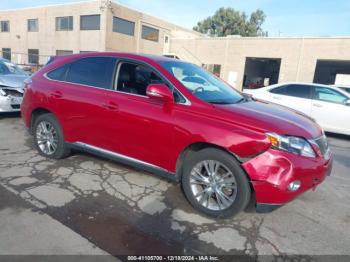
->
[{"left": 21, "top": 53, "right": 332, "bottom": 218}]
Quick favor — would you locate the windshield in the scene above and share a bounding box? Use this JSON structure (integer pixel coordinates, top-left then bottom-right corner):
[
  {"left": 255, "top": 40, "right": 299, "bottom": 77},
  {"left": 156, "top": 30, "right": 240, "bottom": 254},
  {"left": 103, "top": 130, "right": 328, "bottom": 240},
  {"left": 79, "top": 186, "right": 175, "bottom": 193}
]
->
[
  {"left": 339, "top": 86, "right": 350, "bottom": 94},
  {"left": 0, "top": 60, "right": 27, "bottom": 76},
  {"left": 160, "top": 61, "right": 244, "bottom": 104}
]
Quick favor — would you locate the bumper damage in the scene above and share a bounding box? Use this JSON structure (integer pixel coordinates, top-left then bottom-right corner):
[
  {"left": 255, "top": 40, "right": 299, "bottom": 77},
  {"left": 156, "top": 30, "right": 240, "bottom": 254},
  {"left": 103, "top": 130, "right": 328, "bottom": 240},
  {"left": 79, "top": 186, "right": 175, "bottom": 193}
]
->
[
  {"left": 0, "top": 89, "right": 23, "bottom": 112},
  {"left": 242, "top": 148, "right": 333, "bottom": 212}
]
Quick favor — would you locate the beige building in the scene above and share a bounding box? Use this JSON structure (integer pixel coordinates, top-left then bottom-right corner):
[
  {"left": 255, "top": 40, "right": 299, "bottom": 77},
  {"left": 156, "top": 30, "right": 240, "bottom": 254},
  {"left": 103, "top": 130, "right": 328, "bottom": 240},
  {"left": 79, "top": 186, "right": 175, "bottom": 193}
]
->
[
  {"left": 170, "top": 36, "right": 350, "bottom": 89},
  {"left": 0, "top": 0, "right": 198, "bottom": 65},
  {"left": 1, "top": 0, "right": 350, "bottom": 90}
]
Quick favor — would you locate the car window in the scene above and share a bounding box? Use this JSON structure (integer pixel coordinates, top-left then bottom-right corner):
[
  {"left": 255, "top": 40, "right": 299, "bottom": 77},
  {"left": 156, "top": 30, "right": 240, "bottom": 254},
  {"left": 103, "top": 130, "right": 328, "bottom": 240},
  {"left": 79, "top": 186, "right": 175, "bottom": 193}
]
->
[
  {"left": 116, "top": 62, "right": 164, "bottom": 96},
  {"left": 65, "top": 57, "right": 116, "bottom": 89},
  {"left": 314, "top": 87, "right": 348, "bottom": 104},
  {"left": 46, "top": 64, "right": 69, "bottom": 81},
  {"left": 339, "top": 87, "right": 350, "bottom": 94},
  {"left": 160, "top": 61, "right": 243, "bottom": 104},
  {"left": 270, "top": 84, "right": 312, "bottom": 99},
  {"left": 0, "top": 60, "right": 27, "bottom": 75},
  {"left": 115, "top": 62, "right": 186, "bottom": 103}
]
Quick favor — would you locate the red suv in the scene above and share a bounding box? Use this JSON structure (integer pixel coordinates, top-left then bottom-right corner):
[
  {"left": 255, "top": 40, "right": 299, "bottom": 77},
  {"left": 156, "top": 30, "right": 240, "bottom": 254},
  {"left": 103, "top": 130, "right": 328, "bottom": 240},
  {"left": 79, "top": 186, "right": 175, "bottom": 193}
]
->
[{"left": 21, "top": 53, "right": 332, "bottom": 218}]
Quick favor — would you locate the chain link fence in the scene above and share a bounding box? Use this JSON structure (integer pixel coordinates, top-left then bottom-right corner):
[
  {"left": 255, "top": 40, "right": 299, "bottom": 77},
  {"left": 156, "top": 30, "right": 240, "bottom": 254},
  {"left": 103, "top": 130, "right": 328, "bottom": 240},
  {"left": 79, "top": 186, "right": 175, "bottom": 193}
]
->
[{"left": 0, "top": 50, "right": 52, "bottom": 73}]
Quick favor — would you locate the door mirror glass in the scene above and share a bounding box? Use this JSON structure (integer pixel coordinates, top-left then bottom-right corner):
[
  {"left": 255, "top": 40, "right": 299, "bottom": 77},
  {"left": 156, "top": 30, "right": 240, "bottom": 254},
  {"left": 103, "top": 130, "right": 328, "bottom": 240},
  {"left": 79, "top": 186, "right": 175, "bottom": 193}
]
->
[
  {"left": 146, "top": 84, "right": 174, "bottom": 103},
  {"left": 345, "top": 99, "right": 350, "bottom": 106}
]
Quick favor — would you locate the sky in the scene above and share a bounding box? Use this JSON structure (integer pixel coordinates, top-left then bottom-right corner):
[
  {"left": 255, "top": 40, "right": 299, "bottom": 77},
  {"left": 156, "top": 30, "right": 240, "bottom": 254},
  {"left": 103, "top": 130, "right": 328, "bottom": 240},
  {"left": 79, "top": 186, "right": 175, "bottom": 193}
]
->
[{"left": 1, "top": 0, "right": 350, "bottom": 37}]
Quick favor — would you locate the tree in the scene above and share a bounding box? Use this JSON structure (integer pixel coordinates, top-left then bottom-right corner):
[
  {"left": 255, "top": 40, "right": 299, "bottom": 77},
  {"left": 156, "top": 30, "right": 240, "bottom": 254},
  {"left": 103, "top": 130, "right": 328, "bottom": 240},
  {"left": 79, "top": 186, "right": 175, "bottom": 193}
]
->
[{"left": 193, "top": 8, "right": 267, "bottom": 37}]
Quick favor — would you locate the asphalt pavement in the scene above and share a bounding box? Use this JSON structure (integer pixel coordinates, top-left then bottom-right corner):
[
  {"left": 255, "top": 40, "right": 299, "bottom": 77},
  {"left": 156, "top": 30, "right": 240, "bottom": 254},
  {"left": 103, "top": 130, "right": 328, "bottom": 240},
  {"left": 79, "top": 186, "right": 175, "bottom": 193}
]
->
[{"left": 0, "top": 113, "right": 350, "bottom": 261}]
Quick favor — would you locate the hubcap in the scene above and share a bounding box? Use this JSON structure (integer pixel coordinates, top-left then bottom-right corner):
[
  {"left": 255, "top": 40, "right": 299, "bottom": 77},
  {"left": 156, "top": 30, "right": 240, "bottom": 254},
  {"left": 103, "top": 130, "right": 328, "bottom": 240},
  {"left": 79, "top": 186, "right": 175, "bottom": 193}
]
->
[
  {"left": 36, "top": 121, "right": 58, "bottom": 155},
  {"left": 190, "top": 160, "right": 237, "bottom": 211}
]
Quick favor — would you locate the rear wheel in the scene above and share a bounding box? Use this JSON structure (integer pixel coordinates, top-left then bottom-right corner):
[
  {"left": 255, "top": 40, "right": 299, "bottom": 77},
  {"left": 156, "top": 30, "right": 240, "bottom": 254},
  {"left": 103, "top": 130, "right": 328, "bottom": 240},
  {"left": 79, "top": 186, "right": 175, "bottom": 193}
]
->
[
  {"left": 181, "top": 148, "right": 251, "bottom": 218},
  {"left": 33, "top": 113, "right": 70, "bottom": 159}
]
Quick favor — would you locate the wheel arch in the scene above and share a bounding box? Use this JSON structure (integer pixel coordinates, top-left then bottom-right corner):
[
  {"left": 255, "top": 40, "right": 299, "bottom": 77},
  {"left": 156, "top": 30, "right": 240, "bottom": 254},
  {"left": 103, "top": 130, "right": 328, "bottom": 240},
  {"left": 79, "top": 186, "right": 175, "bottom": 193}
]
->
[
  {"left": 30, "top": 107, "right": 53, "bottom": 134},
  {"left": 175, "top": 142, "right": 248, "bottom": 179}
]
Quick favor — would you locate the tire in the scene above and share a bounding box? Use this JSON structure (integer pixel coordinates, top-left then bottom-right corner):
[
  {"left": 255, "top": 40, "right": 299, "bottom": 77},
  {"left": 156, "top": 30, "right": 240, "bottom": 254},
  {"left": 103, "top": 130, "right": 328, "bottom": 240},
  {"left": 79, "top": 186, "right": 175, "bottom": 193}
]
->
[
  {"left": 181, "top": 148, "right": 251, "bottom": 218},
  {"left": 33, "top": 113, "right": 70, "bottom": 159}
]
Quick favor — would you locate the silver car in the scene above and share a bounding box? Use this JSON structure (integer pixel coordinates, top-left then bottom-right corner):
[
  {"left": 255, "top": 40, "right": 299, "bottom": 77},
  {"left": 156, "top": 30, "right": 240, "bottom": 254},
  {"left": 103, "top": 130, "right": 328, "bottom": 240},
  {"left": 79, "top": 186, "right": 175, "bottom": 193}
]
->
[{"left": 0, "top": 58, "right": 29, "bottom": 113}]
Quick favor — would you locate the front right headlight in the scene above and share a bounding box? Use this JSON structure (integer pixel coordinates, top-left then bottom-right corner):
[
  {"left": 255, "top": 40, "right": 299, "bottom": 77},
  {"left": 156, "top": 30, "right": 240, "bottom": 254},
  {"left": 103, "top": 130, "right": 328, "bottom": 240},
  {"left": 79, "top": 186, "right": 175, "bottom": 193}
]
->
[{"left": 266, "top": 132, "right": 316, "bottom": 158}]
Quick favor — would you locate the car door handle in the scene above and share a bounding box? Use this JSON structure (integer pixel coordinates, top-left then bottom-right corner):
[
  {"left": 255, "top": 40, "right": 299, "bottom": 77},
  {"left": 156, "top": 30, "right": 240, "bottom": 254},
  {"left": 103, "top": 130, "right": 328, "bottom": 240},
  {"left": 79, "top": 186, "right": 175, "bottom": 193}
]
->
[
  {"left": 102, "top": 102, "right": 119, "bottom": 111},
  {"left": 313, "top": 103, "right": 323, "bottom": 108},
  {"left": 50, "top": 90, "right": 62, "bottom": 99},
  {"left": 272, "top": 96, "right": 281, "bottom": 100}
]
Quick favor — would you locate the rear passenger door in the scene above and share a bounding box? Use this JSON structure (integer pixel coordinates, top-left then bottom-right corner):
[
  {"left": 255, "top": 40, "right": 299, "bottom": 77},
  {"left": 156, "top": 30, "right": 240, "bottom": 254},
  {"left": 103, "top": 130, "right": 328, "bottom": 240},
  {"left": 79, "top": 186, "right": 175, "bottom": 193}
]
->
[
  {"left": 46, "top": 56, "right": 117, "bottom": 146},
  {"left": 311, "top": 86, "right": 350, "bottom": 133},
  {"left": 269, "top": 84, "right": 313, "bottom": 115}
]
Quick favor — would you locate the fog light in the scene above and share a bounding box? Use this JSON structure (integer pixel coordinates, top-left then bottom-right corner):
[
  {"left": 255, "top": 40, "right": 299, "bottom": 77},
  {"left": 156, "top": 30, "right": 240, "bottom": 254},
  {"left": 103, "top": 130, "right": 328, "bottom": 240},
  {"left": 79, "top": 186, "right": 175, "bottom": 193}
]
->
[{"left": 288, "top": 181, "right": 301, "bottom": 191}]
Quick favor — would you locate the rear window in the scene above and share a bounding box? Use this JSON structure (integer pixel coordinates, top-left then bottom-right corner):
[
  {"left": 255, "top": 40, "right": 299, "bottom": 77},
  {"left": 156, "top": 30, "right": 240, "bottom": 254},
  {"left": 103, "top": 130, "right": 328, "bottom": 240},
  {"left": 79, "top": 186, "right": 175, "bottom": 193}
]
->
[
  {"left": 47, "top": 64, "right": 69, "bottom": 81},
  {"left": 65, "top": 57, "right": 116, "bottom": 89}
]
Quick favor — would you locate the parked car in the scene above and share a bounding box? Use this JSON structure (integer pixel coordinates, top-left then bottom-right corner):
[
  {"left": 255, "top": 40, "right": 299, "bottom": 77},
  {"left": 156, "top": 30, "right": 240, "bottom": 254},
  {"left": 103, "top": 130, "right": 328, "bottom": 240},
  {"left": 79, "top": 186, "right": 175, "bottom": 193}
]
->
[
  {"left": 0, "top": 58, "right": 29, "bottom": 113},
  {"left": 244, "top": 83, "right": 350, "bottom": 136},
  {"left": 21, "top": 53, "right": 332, "bottom": 218}
]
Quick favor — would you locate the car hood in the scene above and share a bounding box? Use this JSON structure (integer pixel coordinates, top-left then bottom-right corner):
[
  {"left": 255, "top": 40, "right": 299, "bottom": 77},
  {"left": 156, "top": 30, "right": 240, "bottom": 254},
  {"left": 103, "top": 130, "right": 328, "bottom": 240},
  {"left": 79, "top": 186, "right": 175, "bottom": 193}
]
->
[
  {"left": 213, "top": 100, "right": 322, "bottom": 139},
  {"left": 0, "top": 74, "right": 28, "bottom": 89}
]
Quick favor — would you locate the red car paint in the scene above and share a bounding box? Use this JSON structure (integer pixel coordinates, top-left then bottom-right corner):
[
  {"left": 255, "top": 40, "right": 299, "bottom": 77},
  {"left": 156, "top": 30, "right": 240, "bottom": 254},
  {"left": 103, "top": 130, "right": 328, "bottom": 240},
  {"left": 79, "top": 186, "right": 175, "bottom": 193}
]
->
[{"left": 21, "top": 52, "right": 332, "bottom": 208}]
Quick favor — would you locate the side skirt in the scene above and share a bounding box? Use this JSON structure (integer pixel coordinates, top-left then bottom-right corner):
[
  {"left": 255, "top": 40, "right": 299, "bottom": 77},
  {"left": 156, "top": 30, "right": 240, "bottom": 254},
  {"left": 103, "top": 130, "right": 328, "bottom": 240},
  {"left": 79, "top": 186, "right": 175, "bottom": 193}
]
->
[{"left": 68, "top": 142, "right": 180, "bottom": 183}]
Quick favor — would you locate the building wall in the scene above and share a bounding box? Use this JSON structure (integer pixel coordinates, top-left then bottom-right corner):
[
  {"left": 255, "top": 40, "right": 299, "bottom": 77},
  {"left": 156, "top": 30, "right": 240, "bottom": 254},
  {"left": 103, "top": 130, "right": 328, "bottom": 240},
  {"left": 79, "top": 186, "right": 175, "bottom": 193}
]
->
[
  {"left": 170, "top": 37, "right": 350, "bottom": 90},
  {"left": 105, "top": 2, "right": 199, "bottom": 55},
  {"left": 0, "top": 1, "right": 106, "bottom": 64},
  {"left": 0, "top": 0, "right": 199, "bottom": 64}
]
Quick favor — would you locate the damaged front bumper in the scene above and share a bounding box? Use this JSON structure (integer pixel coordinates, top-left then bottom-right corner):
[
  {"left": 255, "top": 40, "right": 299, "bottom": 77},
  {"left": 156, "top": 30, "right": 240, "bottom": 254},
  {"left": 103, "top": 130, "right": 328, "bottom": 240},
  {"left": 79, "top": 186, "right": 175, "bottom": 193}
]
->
[
  {"left": 242, "top": 148, "right": 332, "bottom": 212},
  {"left": 0, "top": 89, "right": 23, "bottom": 112}
]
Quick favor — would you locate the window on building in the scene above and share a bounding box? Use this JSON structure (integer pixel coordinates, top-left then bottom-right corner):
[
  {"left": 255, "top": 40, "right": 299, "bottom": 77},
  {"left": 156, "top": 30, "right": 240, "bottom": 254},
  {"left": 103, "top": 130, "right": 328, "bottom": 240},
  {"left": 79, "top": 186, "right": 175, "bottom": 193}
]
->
[
  {"left": 203, "top": 64, "right": 222, "bottom": 77},
  {"left": 270, "top": 84, "right": 313, "bottom": 99},
  {"left": 113, "top": 17, "right": 135, "bottom": 36},
  {"left": 80, "top": 15, "right": 100, "bottom": 30},
  {"left": 65, "top": 57, "right": 116, "bottom": 89},
  {"left": 28, "top": 19, "right": 38, "bottom": 32},
  {"left": 28, "top": 49, "right": 39, "bottom": 64},
  {"left": 141, "top": 25, "right": 159, "bottom": 42},
  {"left": 56, "top": 50, "right": 73, "bottom": 56},
  {"left": 56, "top": 16, "right": 73, "bottom": 31},
  {"left": 2, "top": 48, "right": 11, "bottom": 61},
  {"left": 0, "top": 21, "right": 10, "bottom": 32}
]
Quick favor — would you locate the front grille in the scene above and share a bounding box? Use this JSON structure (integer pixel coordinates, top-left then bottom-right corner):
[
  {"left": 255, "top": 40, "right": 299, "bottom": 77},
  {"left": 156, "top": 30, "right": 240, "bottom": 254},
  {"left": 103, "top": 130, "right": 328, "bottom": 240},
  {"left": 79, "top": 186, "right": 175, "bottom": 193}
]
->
[
  {"left": 11, "top": 104, "right": 20, "bottom": 109},
  {"left": 315, "top": 135, "right": 329, "bottom": 155},
  {"left": 3, "top": 89, "right": 23, "bottom": 97}
]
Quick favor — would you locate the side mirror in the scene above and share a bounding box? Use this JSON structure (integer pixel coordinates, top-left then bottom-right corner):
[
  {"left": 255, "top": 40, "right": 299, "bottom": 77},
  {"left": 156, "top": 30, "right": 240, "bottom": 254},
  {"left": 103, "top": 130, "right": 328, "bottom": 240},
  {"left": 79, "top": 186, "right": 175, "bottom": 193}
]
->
[
  {"left": 146, "top": 84, "right": 174, "bottom": 103},
  {"left": 346, "top": 99, "right": 350, "bottom": 106}
]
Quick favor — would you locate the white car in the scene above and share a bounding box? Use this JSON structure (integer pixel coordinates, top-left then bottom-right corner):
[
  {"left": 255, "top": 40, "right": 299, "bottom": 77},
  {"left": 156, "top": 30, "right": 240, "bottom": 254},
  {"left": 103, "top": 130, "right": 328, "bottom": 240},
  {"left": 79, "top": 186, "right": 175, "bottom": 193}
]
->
[
  {"left": 243, "top": 83, "right": 350, "bottom": 136},
  {"left": 0, "top": 58, "right": 29, "bottom": 113}
]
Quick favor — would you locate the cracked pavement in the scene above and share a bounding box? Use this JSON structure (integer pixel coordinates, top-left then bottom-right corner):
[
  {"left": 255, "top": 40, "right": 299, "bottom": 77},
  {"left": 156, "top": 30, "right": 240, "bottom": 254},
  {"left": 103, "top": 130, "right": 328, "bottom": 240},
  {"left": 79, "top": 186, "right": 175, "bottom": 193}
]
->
[{"left": 1, "top": 113, "right": 350, "bottom": 259}]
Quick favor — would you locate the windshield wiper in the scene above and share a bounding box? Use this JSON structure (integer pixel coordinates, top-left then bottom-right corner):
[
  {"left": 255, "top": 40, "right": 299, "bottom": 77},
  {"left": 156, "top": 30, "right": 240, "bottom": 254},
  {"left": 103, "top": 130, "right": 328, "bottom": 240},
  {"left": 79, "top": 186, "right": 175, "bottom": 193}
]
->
[
  {"left": 207, "top": 100, "right": 235, "bottom": 104},
  {"left": 235, "top": 97, "right": 247, "bottom": 103}
]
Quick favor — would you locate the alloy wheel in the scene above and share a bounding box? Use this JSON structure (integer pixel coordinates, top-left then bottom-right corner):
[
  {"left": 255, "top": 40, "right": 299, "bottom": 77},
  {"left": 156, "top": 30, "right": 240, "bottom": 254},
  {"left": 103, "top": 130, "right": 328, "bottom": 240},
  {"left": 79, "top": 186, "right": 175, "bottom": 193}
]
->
[
  {"left": 36, "top": 120, "right": 58, "bottom": 155},
  {"left": 189, "top": 160, "right": 238, "bottom": 211}
]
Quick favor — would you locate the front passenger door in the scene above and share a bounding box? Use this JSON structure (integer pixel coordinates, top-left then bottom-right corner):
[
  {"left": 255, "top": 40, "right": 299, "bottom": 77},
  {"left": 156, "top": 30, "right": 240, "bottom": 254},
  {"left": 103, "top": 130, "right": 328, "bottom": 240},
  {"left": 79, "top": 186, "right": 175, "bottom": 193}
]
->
[{"left": 101, "top": 61, "right": 176, "bottom": 170}]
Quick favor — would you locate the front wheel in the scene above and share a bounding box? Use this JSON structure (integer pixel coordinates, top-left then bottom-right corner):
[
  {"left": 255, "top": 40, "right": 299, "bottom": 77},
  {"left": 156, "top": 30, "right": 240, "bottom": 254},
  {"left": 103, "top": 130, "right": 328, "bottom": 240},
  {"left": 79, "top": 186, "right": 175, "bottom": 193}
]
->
[
  {"left": 33, "top": 113, "right": 70, "bottom": 159},
  {"left": 182, "top": 148, "right": 251, "bottom": 218}
]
